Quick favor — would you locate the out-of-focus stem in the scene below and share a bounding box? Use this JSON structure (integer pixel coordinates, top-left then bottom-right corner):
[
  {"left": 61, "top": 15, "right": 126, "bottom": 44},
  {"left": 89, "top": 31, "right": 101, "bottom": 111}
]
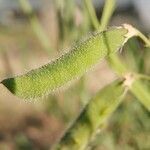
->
[
  {"left": 19, "top": 0, "right": 52, "bottom": 54},
  {"left": 83, "top": 0, "right": 99, "bottom": 29},
  {"left": 137, "top": 30, "right": 150, "bottom": 47},
  {"left": 99, "top": 0, "right": 116, "bottom": 31},
  {"left": 135, "top": 73, "right": 150, "bottom": 81}
]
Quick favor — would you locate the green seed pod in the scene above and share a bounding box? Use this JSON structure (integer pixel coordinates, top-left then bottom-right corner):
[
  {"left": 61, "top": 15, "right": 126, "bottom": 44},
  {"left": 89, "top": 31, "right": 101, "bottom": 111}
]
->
[
  {"left": 55, "top": 80, "right": 127, "bottom": 150},
  {"left": 1, "top": 27, "right": 128, "bottom": 99}
]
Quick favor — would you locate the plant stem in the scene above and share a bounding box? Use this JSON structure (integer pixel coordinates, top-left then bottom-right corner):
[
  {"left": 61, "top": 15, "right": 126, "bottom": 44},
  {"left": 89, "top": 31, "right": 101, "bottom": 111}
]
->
[
  {"left": 131, "top": 80, "right": 150, "bottom": 111},
  {"left": 99, "top": 0, "right": 116, "bottom": 31},
  {"left": 83, "top": 0, "right": 99, "bottom": 29},
  {"left": 135, "top": 73, "right": 150, "bottom": 81},
  {"left": 19, "top": 0, "right": 52, "bottom": 54},
  {"left": 137, "top": 30, "right": 150, "bottom": 47}
]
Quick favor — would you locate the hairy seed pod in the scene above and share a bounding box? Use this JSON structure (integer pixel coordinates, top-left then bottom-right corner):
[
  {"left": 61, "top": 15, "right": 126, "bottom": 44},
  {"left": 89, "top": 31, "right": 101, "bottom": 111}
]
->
[
  {"left": 55, "top": 80, "right": 127, "bottom": 150},
  {"left": 1, "top": 27, "right": 128, "bottom": 99}
]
